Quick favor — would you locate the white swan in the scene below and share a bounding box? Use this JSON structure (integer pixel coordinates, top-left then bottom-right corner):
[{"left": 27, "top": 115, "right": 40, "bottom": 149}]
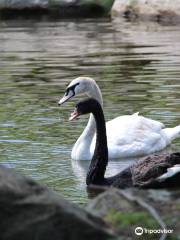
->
[{"left": 59, "top": 77, "right": 180, "bottom": 161}]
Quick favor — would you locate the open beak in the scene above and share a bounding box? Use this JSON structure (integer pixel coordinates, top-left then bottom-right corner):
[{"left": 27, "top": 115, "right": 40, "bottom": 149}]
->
[{"left": 69, "top": 108, "right": 80, "bottom": 121}]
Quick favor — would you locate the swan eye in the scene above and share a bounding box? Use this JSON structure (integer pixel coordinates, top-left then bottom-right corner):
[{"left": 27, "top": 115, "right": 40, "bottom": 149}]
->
[{"left": 65, "top": 82, "right": 80, "bottom": 96}]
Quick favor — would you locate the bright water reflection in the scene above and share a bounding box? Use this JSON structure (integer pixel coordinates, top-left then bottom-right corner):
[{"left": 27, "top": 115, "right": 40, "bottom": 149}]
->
[{"left": 0, "top": 19, "right": 180, "bottom": 203}]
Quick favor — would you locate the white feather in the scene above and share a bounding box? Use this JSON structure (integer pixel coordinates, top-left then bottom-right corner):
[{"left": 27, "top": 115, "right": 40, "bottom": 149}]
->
[{"left": 158, "top": 165, "right": 180, "bottom": 180}]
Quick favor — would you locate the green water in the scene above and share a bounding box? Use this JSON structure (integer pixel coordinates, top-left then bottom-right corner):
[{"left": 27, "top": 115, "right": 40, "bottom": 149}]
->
[{"left": 0, "top": 19, "right": 179, "bottom": 203}]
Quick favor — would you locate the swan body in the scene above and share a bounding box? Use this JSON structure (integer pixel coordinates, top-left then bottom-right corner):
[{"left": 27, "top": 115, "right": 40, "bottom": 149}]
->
[
  {"left": 70, "top": 98, "right": 180, "bottom": 188},
  {"left": 59, "top": 77, "right": 180, "bottom": 160}
]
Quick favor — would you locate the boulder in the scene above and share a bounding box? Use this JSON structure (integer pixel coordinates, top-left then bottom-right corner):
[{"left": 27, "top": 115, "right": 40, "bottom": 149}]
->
[
  {"left": 112, "top": 0, "right": 180, "bottom": 24},
  {"left": 0, "top": 0, "right": 48, "bottom": 8},
  {"left": 0, "top": 0, "right": 115, "bottom": 18},
  {"left": 87, "top": 188, "right": 180, "bottom": 239},
  {"left": 0, "top": 166, "right": 115, "bottom": 240}
]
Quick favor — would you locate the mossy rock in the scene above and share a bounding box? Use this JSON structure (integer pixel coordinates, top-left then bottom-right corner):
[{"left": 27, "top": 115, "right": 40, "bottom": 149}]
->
[
  {"left": 0, "top": 0, "right": 115, "bottom": 19},
  {"left": 87, "top": 188, "right": 180, "bottom": 240}
]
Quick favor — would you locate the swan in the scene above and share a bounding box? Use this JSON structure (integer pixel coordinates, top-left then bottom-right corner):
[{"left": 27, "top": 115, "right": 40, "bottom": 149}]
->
[
  {"left": 69, "top": 98, "right": 180, "bottom": 188},
  {"left": 59, "top": 76, "right": 180, "bottom": 161}
]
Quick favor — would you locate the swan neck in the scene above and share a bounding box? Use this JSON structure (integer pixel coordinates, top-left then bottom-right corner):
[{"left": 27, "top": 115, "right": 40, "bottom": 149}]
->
[
  {"left": 86, "top": 105, "right": 108, "bottom": 185},
  {"left": 72, "top": 79, "right": 103, "bottom": 160},
  {"left": 87, "top": 80, "right": 103, "bottom": 106},
  {"left": 72, "top": 113, "right": 95, "bottom": 160}
]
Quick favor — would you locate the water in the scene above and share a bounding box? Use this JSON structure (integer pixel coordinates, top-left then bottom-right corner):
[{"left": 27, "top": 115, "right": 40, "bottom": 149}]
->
[{"left": 0, "top": 18, "right": 180, "bottom": 204}]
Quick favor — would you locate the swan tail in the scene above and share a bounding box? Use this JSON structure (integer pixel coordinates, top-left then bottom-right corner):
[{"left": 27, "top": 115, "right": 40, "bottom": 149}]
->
[{"left": 163, "top": 125, "right": 180, "bottom": 142}]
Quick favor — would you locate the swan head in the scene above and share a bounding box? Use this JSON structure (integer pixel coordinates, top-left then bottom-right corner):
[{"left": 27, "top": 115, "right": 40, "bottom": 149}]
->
[
  {"left": 58, "top": 77, "right": 97, "bottom": 105},
  {"left": 69, "top": 98, "right": 101, "bottom": 121}
]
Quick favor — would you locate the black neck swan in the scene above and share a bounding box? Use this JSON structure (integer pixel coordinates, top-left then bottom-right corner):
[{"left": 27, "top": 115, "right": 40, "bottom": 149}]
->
[
  {"left": 59, "top": 77, "right": 180, "bottom": 161},
  {"left": 70, "top": 98, "right": 180, "bottom": 188}
]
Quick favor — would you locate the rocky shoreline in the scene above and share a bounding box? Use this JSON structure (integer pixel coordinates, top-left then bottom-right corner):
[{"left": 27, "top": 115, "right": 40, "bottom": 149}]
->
[
  {"left": 0, "top": 165, "right": 179, "bottom": 240},
  {"left": 1, "top": 0, "right": 180, "bottom": 24},
  {"left": 0, "top": 166, "right": 115, "bottom": 240}
]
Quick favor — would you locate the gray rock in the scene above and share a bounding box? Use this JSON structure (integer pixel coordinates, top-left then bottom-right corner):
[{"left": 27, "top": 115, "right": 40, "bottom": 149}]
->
[
  {"left": 112, "top": 0, "right": 180, "bottom": 24},
  {"left": 87, "top": 188, "right": 138, "bottom": 217},
  {"left": 0, "top": 0, "right": 48, "bottom": 8},
  {"left": 0, "top": 166, "right": 115, "bottom": 240},
  {"left": 87, "top": 188, "right": 180, "bottom": 239}
]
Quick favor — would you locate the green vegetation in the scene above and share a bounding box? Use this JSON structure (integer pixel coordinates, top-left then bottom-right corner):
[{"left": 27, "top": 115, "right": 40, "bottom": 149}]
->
[
  {"left": 104, "top": 205, "right": 180, "bottom": 240},
  {"left": 105, "top": 208, "right": 157, "bottom": 229}
]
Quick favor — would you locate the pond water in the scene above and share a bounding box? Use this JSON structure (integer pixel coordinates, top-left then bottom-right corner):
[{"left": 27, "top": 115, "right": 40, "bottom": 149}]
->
[{"left": 0, "top": 18, "right": 179, "bottom": 204}]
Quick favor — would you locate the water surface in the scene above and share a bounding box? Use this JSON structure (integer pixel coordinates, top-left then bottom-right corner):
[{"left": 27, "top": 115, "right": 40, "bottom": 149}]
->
[{"left": 0, "top": 19, "right": 180, "bottom": 203}]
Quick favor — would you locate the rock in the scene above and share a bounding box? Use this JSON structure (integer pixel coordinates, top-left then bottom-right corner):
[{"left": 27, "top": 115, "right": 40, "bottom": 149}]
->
[
  {"left": 0, "top": 166, "right": 115, "bottom": 240},
  {"left": 87, "top": 188, "right": 140, "bottom": 217},
  {"left": 0, "top": 0, "right": 115, "bottom": 18},
  {"left": 112, "top": 0, "right": 180, "bottom": 24},
  {"left": 0, "top": 0, "right": 48, "bottom": 8},
  {"left": 87, "top": 188, "right": 180, "bottom": 239}
]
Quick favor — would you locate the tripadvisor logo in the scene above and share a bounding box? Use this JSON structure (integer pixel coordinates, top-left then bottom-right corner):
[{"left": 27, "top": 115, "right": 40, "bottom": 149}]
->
[
  {"left": 135, "top": 227, "right": 173, "bottom": 236},
  {"left": 135, "top": 227, "right": 143, "bottom": 235}
]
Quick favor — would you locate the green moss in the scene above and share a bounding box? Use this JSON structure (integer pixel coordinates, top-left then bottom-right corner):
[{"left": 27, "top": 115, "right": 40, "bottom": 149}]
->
[
  {"left": 105, "top": 209, "right": 157, "bottom": 229},
  {"left": 167, "top": 236, "right": 180, "bottom": 240}
]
